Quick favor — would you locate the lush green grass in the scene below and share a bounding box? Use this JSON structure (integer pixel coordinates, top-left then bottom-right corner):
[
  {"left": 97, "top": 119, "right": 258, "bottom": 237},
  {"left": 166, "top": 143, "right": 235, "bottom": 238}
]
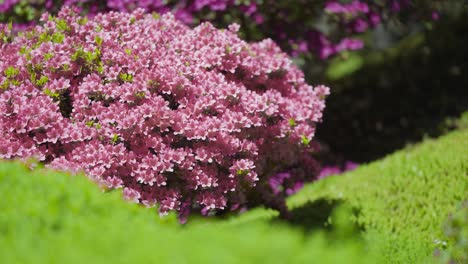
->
[{"left": 0, "top": 129, "right": 466, "bottom": 263}]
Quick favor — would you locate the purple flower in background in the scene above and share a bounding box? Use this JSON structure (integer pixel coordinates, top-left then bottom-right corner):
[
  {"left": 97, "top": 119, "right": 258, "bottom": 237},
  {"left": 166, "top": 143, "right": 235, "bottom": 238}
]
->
[
  {"left": 290, "top": 40, "right": 308, "bottom": 57},
  {"left": 269, "top": 172, "right": 292, "bottom": 195},
  {"left": 318, "top": 166, "right": 342, "bottom": 179},
  {"left": 368, "top": 11, "right": 381, "bottom": 26},
  {"left": 253, "top": 13, "right": 264, "bottom": 24},
  {"left": 193, "top": 0, "right": 229, "bottom": 11},
  {"left": 344, "top": 161, "right": 359, "bottom": 171},
  {"left": 285, "top": 182, "right": 304, "bottom": 196},
  {"left": 269, "top": 171, "right": 305, "bottom": 197},
  {"left": 390, "top": 0, "right": 402, "bottom": 13},
  {"left": 240, "top": 2, "right": 257, "bottom": 17},
  {"left": 336, "top": 38, "right": 364, "bottom": 52},
  {"left": 173, "top": 9, "right": 194, "bottom": 24},
  {"left": 11, "top": 21, "right": 34, "bottom": 32},
  {"left": 325, "top": 1, "right": 345, "bottom": 14},
  {"left": 177, "top": 200, "right": 192, "bottom": 224},
  {"left": 318, "top": 161, "right": 359, "bottom": 179},
  {"left": 352, "top": 18, "right": 369, "bottom": 33},
  {"left": 0, "top": 0, "right": 20, "bottom": 12},
  {"left": 325, "top": 0, "right": 369, "bottom": 16}
]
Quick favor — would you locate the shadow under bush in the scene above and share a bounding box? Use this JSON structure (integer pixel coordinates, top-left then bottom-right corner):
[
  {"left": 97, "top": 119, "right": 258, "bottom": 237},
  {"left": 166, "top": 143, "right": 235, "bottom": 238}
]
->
[{"left": 274, "top": 198, "right": 364, "bottom": 238}]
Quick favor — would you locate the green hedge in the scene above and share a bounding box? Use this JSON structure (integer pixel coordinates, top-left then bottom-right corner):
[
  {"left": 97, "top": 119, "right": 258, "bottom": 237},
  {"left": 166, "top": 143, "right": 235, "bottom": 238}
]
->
[
  {"left": 0, "top": 129, "right": 466, "bottom": 263},
  {"left": 0, "top": 160, "right": 376, "bottom": 264},
  {"left": 287, "top": 128, "right": 467, "bottom": 263}
]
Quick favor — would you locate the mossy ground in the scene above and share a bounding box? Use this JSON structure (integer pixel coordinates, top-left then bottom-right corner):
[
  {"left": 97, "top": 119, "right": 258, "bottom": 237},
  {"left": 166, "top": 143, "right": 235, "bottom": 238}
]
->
[{"left": 0, "top": 128, "right": 466, "bottom": 263}]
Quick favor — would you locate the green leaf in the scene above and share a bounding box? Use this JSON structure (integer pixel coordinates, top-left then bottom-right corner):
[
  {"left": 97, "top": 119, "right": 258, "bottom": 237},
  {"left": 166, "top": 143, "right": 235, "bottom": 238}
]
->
[
  {"left": 97, "top": 63, "right": 104, "bottom": 74},
  {"left": 288, "top": 118, "right": 296, "bottom": 127},
  {"left": 36, "top": 75, "right": 49, "bottom": 86},
  {"left": 301, "top": 135, "right": 311, "bottom": 146},
  {"left": 85, "top": 120, "right": 95, "bottom": 127},
  {"left": 236, "top": 169, "right": 248, "bottom": 176},
  {"left": 43, "top": 53, "right": 54, "bottom": 61},
  {"left": 77, "top": 17, "right": 88, "bottom": 26},
  {"left": 119, "top": 72, "right": 133, "bottom": 82},
  {"left": 95, "top": 35, "right": 103, "bottom": 46},
  {"left": 111, "top": 134, "right": 120, "bottom": 144},
  {"left": 326, "top": 52, "right": 364, "bottom": 80},
  {"left": 225, "top": 45, "right": 232, "bottom": 54},
  {"left": 43, "top": 88, "right": 60, "bottom": 99},
  {"left": 29, "top": 71, "right": 36, "bottom": 83},
  {"left": 4, "top": 66, "right": 19, "bottom": 78},
  {"left": 0, "top": 79, "right": 9, "bottom": 90},
  {"left": 38, "top": 32, "right": 50, "bottom": 44},
  {"left": 51, "top": 32, "right": 65, "bottom": 43},
  {"left": 55, "top": 19, "right": 70, "bottom": 32},
  {"left": 135, "top": 91, "right": 146, "bottom": 99},
  {"left": 152, "top": 12, "right": 160, "bottom": 20}
]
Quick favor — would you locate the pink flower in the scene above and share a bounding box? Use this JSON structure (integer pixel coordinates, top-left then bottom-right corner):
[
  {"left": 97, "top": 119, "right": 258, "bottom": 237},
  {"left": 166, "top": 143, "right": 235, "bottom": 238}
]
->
[{"left": 123, "top": 187, "right": 141, "bottom": 203}]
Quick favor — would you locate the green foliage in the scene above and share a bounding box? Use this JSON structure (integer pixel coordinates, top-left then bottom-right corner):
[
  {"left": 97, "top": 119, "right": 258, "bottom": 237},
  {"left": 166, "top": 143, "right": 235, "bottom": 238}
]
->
[
  {"left": 0, "top": 160, "right": 378, "bottom": 264},
  {"left": 55, "top": 18, "right": 71, "bottom": 32},
  {"left": 94, "top": 35, "right": 103, "bottom": 46},
  {"left": 51, "top": 32, "right": 65, "bottom": 44},
  {"left": 2, "top": 66, "right": 21, "bottom": 89},
  {"left": 301, "top": 135, "right": 311, "bottom": 146},
  {"left": 4, "top": 66, "right": 19, "bottom": 78},
  {"left": 36, "top": 75, "right": 48, "bottom": 86},
  {"left": 43, "top": 88, "right": 61, "bottom": 100},
  {"left": 118, "top": 72, "right": 133, "bottom": 82},
  {"left": 288, "top": 129, "right": 468, "bottom": 263},
  {"left": 326, "top": 52, "right": 364, "bottom": 80}
]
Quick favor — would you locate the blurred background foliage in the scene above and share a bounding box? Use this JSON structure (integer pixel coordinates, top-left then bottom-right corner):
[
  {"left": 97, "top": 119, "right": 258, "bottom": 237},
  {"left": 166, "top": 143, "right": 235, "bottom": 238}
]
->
[{"left": 315, "top": 5, "right": 468, "bottom": 163}]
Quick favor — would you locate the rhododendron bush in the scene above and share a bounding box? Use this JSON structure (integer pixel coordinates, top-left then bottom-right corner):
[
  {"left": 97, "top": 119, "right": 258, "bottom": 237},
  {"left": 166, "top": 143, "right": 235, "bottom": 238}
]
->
[{"left": 0, "top": 7, "right": 329, "bottom": 221}]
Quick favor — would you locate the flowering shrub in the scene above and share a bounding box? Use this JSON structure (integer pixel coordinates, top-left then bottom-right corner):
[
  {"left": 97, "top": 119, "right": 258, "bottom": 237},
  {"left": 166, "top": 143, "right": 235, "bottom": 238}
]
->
[
  {"left": 0, "top": 7, "right": 328, "bottom": 221},
  {"left": 0, "top": 0, "right": 442, "bottom": 59}
]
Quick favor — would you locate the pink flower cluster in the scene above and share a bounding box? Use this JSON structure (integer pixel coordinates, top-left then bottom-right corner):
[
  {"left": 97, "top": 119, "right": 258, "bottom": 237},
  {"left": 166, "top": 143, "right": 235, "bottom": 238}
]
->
[{"left": 0, "top": 7, "right": 328, "bottom": 220}]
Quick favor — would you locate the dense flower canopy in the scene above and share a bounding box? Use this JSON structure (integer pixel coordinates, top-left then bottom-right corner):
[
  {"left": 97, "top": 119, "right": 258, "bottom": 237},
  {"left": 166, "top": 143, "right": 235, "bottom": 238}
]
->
[{"left": 0, "top": 7, "right": 328, "bottom": 221}]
